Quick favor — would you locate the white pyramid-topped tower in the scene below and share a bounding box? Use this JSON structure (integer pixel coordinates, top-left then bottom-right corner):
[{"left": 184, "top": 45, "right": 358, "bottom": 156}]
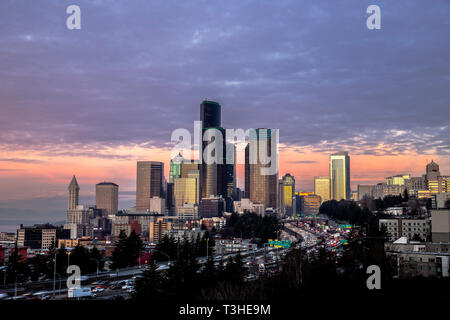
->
[{"left": 68, "top": 175, "right": 80, "bottom": 210}]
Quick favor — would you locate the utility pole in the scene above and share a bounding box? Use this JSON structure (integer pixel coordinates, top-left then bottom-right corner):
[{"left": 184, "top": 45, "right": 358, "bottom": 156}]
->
[
  {"left": 53, "top": 252, "right": 57, "bottom": 298},
  {"left": 14, "top": 275, "right": 18, "bottom": 299}
]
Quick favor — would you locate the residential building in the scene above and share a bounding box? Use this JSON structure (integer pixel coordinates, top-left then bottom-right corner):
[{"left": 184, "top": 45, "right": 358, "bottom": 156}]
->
[
  {"left": 17, "top": 224, "right": 70, "bottom": 249},
  {"left": 431, "top": 209, "right": 450, "bottom": 242},
  {"left": 149, "top": 217, "right": 172, "bottom": 243},
  {"left": 385, "top": 239, "right": 450, "bottom": 278},
  {"left": 379, "top": 217, "right": 431, "bottom": 242},
  {"left": 233, "top": 198, "right": 265, "bottom": 215},
  {"left": 199, "top": 195, "right": 225, "bottom": 218}
]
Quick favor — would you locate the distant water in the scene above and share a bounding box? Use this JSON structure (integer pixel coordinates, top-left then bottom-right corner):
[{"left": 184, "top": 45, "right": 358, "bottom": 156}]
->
[{"left": 0, "top": 220, "right": 63, "bottom": 233}]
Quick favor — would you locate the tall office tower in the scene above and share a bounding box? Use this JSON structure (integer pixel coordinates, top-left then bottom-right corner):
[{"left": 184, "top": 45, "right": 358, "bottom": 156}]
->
[
  {"left": 174, "top": 170, "right": 200, "bottom": 208},
  {"left": 426, "top": 160, "right": 440, "bottom": 181},
  {"left": 169, "top": 153, "right": 184, "bottom": 183},
  {"left": 245, "top": 128, "right": 278, "bottom": 209},
  {"left": 314, "top": 176, "right": 330, "bottom": 204},
  {"left": 200, "top": 100, "right": 227, "bottom": 199},
  {"left": 200, "top": 99, "right": 221, "bottom": 128},
  {"left": 224, "top": 142, "right": 236, "bottom": 212},
  {"left": 68, "top": 175, "right": 80, "bottom": 210},
  {"left": 279, "top": 173, "right": 295, "bottom": 216},
  {"left": 136, "top": 161, "right": 164, "bottom": 211},
  {"left": 95, "top": 182, "right": 119, "bottom": 217},
  {"left": 166, "top": 182, "right": 175, "bottom": 215},
  {"left": 330, "top": 152, "right": 350, "bottom": 200},
  {"left": 180, "top": 162, "right": 200, "bottom": 178}
]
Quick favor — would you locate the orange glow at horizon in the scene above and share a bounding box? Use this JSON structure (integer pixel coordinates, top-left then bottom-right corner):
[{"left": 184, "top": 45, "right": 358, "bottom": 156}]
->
[{"left": 1, "top": 143, "right": 446, "bottom": 202}]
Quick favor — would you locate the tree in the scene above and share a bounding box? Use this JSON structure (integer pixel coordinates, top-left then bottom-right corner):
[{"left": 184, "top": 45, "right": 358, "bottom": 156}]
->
[
  {"left": 126, "top": 230, "right": 143, "bottom": 267},
  {"left": 403, "top": 189, "right": 410, "bottom": 202},
  {"left": 6, "top": 243, "right": 29, "bottom": 284},
  {"left": 89, "top": 246, "right": 104, "bottom": 273},
  {"left": 133, "top": 259, "right": 166, "bottom": 300},
  {"left": 112, "top": 230, "right": 143, "bottom": 269},
  {"left": 70, "top": 243, "right": 90, "bottom": 274},
  {"left": 55, "top": 245, "right": 68, "bottom": 276},
  {"left": 111, "top": 230, "right": 129, "bottom": 269}
]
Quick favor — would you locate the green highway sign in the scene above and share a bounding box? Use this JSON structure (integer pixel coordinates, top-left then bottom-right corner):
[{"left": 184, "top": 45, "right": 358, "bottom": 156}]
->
[{"left": 268, "top": 239, "right": 292, "bottom": 248}]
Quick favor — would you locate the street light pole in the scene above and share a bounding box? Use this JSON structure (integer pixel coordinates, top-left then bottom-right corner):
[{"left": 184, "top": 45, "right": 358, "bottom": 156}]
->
[
  {"left": 206, "top": 238, "right": 209, "bottom": 260},
  {"left": 53, "top": 252, "right": 57, "bottom": 298},
  {"left": 14, "top": 275, "right": 18, "bottom": 299},
  {"left": 90, "top": 259, "right": 99, "bottom": 279}
]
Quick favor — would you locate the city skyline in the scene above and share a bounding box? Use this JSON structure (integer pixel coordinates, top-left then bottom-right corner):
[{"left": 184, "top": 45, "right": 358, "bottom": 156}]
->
[{"left": 1, "top": 1, "right": 450, "bottom": 230}]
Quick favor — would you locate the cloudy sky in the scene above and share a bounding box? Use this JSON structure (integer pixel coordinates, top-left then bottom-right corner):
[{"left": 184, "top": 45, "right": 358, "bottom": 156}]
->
[{"left": 1, "top": 0, "right": 449, "bottom": 231}]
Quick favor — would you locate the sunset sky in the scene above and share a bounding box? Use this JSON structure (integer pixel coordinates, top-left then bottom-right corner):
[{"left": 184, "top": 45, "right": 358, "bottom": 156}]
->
[{"left": 1, "top": 0, "right": 450, "bottom": 231}]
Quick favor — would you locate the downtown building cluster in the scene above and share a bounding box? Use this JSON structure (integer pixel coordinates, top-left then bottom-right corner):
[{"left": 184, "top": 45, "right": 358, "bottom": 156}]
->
[{"left": 7, "top": 100, "right": 356, "bottom": 257}]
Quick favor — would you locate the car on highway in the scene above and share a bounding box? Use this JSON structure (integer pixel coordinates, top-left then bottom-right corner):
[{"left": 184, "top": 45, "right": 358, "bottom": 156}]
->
[
  {"left": 244, "top": 274, "right": 257, "bottom": 281},
  {"left": 156, "top": 264, "right": 169, "bottom": 271},
  {"left": 122, "top": 285, "right": 135, "bottom": 293},
  {"left": 92, "top": 286, "right": 106, "bottom": 293}
]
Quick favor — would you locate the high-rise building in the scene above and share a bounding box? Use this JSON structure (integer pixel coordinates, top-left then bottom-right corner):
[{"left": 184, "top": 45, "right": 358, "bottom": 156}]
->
[
  {"left": 65, "top": 176, "right": 94, "bottom": 239},
  {"left": 166, "top": 182, "right": 175, "bottom": 215},
  {"left": 426, "top": 160, "right": 440, "bottom": 181},
  {"left": 169, "top": 153, "right": 184, "bottom": 183},
  {"left": 200, "top": 100, "right": 221, "bottom": 198},
  {"left": 386, "top": 174, "right": 411, "bottom": 186},
  {"left": 330, "top": 152, "right": 350, "bottom": 200},
  {"left": 224, "top": 142, "right": 236, "bottom": 212},
  {"left": 174, "top": 170, "right": 200, "bottom": 208},
  {"left": 314, "top": 176, "right": 330, "bottom": 204},
  {"left": 245, "top": 129, "right": 278, "bottom": 209},
  {"left": 199, "top": 100, "right": 235, "bottom": 213},
  {"left": 279, "top": 173, "right": 295, "bottom": 216},
  {"left": 95, "top": 182, "right": 118, "bottom": 217},
  {"left": 136, "top": 161, "right": 164, "bottom": 211},
  {"left": 200, "top": 99, "right": 221, "bottom": 128},
  {"left": 199, "top": 196, "right": 225, "bottom": 218},
  {"left": 357, "top": 184, "right": 374, "bottom": 200},
  {"left": 68, "top": 175, "right": 80, "bottom": 210},
  {"left": 181, "top": 162, "right": 200, "bottom": 178}
]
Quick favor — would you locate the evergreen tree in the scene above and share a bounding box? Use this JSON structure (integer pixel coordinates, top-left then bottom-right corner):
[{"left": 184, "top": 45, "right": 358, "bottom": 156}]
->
[
  {"left": 134, "top": 259, "right": 166, "bottom": 300},
  {"left": 111, "top": 230, "right": 130, "bottom": 269}
]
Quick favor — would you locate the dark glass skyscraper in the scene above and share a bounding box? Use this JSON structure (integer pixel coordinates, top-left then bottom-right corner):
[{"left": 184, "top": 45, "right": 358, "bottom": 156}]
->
[
  {"left": 199, "top": 100, "right": 234, "bottom": 212},
  {"left": 200, "top": 100, "right": 222, "bottom": 199},
  {"left": 200, "top": 100, "right": 221, "bottom": 128}
]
